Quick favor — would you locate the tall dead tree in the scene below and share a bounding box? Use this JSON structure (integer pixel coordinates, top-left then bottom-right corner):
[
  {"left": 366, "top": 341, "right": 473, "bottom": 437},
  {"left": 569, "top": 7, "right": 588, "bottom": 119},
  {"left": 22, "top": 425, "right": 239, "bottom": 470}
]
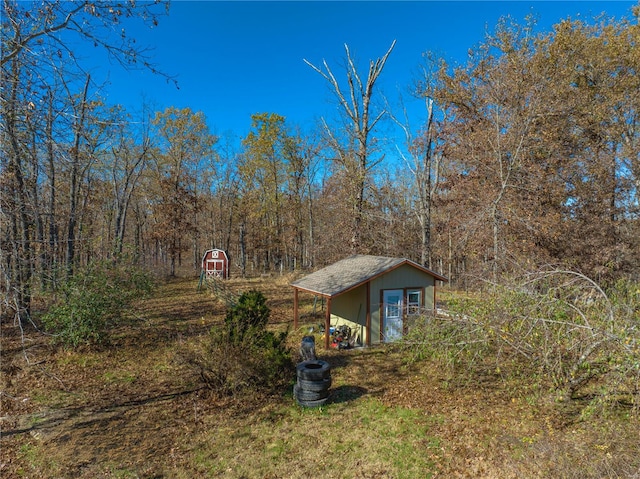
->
[
  {"left": 392, "top": 97, "right": 443, "bottom": 268},
  {"left": 305, "top": 41, "right": 395, "bottom": 252}
]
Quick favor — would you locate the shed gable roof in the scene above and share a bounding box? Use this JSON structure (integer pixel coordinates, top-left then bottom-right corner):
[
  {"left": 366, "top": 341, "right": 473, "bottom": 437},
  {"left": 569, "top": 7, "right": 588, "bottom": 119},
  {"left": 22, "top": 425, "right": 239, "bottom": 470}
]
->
[{"left": 291, "top": 254, "right": 447, "bottom": 297}]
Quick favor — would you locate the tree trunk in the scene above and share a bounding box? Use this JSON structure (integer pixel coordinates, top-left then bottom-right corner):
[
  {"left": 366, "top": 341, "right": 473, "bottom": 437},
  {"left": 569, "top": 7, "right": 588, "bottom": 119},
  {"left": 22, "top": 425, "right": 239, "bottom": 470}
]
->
[
  {"left": 46, "top": 89, "right": 59, "bottom": 286},
  {"left": 239, "top": 220, "right": 247, "bottom": 277},
  {"left": 66, "top": 75, "right": 91, "bottom": 276},
  {"left": 3, "top": 57, "right": 33, "bottom": 324}
]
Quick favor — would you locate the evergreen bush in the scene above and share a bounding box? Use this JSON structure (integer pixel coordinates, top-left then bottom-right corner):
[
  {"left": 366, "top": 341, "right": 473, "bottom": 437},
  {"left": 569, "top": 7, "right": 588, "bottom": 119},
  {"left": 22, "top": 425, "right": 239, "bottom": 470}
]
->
[
  {"left": 41, "top": 260, "right": 154, "bottom": 348},
  {"left": 190, "top": 290, "right": 293, "bottom": 395}
]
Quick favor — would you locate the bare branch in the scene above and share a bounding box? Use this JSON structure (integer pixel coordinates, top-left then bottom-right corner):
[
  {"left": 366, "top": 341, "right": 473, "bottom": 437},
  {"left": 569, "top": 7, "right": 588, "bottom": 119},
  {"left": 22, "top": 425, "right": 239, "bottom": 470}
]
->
[
  {"left": 304, "top": 40, "right": 395, "bottom": 252},
  {"left": 1, "top": 1, "right": 87, "bottom": 66}
]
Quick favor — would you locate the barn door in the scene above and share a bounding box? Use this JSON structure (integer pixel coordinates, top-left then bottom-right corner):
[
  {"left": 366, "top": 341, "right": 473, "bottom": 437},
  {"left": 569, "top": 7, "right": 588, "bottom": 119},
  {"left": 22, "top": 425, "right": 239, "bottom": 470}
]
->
[
  {"left": 206, "top": 259, "right": 224, "bottom": 277},
  {"left": 382, "top": 289, "right": 404, "bottom": 342}
]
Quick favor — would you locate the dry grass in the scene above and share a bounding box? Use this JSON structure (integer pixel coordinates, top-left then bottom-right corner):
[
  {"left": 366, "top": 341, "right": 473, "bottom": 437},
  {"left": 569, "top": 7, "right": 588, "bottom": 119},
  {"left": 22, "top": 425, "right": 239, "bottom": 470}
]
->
[{"left": 1, "top": 275, "right": 639, "bottom": 478}]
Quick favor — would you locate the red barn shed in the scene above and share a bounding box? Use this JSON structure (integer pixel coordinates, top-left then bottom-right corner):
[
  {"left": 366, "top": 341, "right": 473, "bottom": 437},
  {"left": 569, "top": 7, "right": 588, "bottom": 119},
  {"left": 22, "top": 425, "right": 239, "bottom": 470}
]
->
[{"left": 201, "top": 249, "right": 230, "bottom": 279}]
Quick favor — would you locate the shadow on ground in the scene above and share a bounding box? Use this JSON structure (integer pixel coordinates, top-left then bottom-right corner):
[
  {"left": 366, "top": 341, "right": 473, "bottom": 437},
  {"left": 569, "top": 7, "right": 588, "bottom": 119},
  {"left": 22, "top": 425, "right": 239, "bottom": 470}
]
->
[{"left": 328, "top": 385, "right": 368, "bottom": 404}]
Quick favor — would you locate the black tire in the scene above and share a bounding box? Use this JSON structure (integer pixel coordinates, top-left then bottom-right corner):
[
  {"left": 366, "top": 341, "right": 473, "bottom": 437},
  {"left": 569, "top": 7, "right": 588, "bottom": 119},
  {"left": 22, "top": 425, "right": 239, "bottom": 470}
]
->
[
  {"left": 294, "top": 384, "right": 329, "bottom": 401},
  {"left": 296, "top": 377, "right": 332, "bottom": 392},
  {"left": 296, "top": 396, "right": 329, "bottom": 408},
  {"left": 296, "top": 360, "right": 331, "bottom": 381}
]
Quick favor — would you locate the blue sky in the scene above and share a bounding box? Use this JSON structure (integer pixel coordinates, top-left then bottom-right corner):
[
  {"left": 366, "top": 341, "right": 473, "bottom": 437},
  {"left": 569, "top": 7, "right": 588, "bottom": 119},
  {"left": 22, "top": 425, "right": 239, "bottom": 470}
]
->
[{"left": 87, "top": 1, "right": 637, "bottom": 143}]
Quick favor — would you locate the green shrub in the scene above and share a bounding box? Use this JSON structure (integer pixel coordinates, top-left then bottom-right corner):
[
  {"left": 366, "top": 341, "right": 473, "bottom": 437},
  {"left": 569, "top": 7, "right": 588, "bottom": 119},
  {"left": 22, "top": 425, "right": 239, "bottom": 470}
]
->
[
  {"left": 224, "top": 289, "right": 270, "bottom": 343},
  {"left": 189, "top": 290, "right": 293, "bottom": 395},
  {"left": 41, "top": 260, "right": 154, "bottom": 348}
]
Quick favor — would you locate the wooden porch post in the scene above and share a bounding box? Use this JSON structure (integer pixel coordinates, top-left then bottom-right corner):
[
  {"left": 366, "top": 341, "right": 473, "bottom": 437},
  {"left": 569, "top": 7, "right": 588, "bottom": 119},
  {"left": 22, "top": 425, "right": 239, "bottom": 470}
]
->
[
  {"left": 366, "top": 281, "right": 371, "bottom": 347},
  {"left": 433, "top": 283, "right": 437, "bottom": 312},
  {"left": 324, "top": 297, "right": 332, "bottom": 349},
  {"left": 293, "top": 288, "right": 299, "bottom": 330}
]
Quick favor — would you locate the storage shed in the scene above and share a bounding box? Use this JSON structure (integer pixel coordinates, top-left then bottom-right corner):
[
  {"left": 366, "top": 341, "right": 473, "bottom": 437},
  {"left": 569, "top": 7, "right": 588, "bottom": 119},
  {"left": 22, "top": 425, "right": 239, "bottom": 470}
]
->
[
  {"left": 201, "top": 249, "right": 230, "bottom": 279},
  {"left": 291, "top": 255, "right": 448, "bottom": 349}
]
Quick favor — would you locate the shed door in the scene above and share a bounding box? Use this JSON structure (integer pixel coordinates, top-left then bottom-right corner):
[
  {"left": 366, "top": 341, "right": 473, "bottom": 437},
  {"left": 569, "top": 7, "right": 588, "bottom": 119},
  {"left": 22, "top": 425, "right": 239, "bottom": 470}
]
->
[
  {"left": 206, "top": 259, "right": 224, "bottom": 277},
  {"left": 382, "top": 289, "right": 404, "bottom": 342}
]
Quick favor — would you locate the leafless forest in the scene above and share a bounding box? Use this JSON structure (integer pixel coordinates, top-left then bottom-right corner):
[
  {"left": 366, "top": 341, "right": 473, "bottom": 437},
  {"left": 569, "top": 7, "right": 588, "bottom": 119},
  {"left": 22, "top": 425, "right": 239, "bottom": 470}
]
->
[{"left": 2, "top": 1, "right": 640, "bottom": 323}]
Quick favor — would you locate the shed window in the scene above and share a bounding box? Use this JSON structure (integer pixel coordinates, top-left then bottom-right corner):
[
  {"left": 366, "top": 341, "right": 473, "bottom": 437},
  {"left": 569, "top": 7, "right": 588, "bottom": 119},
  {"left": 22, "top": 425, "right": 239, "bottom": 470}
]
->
[{"left": 407, "top": 289, "right": 422, "bottom": 314}]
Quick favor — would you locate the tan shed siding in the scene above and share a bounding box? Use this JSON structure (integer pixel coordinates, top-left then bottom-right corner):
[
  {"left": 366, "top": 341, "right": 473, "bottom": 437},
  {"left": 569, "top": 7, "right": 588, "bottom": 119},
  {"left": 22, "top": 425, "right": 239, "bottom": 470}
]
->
[
  {"left": 369, "top": 309, "right": 381, "bottom": 344},
  {"left": 373, "top": 265, "right": 434, "bottom": 294},
  {"left": 424, "top": 283, "right": 436, "bottom": 309},
  {"left": 369, "top": 264, "right": 437, "bottom": 345},
  {"left": 330, "top": 286, "right": 367, "bottom": 344}
]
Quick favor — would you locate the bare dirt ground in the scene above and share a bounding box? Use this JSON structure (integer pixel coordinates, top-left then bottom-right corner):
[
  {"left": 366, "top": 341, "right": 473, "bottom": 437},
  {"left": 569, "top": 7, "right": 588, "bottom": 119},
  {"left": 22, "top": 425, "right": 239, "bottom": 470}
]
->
[
  {"left": 1, "top": 276, "right": 222, "bottom": 477},
  {"left": 1, "top": 275, "right": 639, "bottom": 478}
]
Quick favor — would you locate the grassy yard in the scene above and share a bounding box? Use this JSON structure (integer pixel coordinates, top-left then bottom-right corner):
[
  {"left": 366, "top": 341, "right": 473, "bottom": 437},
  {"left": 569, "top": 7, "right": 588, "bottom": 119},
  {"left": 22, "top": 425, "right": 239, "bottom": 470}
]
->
[{"left": 1, "top": 275, "right": 638, "bottom": 478}]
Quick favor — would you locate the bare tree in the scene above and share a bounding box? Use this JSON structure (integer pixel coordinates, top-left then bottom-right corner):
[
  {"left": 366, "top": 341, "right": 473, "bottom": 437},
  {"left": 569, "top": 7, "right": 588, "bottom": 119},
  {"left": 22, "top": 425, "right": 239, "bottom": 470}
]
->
[
  {"left": 64, "top": 74, "right": 91, "bottom": 275},
  {"left": 391, "top": 96, "right": 443, "bottom": 268},
  {"left": 1, "top": 0, "right": 171, "bottom": 323},
  {"left": 305, "top": 41, "right": 395, "bottom": 252},
  {"left": 105, "top": 105, "right": 152, "bottom": 258}
]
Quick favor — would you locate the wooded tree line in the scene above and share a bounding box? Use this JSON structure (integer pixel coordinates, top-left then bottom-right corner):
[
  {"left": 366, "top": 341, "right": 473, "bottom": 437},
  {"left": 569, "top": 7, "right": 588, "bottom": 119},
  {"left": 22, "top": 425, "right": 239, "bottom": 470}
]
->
[
  {"left": 2, "top": 1, "right": 639, "bottom": 325},
  {"left": 426, "top": 12, "right": 640, "bottom": 285}
]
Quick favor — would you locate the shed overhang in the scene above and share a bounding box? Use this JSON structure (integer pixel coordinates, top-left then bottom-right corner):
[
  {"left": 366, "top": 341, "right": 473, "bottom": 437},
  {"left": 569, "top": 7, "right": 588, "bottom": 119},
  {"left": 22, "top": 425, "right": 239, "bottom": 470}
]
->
[{"left": 291, "top": 255, "right": 447, "bottom": 299}]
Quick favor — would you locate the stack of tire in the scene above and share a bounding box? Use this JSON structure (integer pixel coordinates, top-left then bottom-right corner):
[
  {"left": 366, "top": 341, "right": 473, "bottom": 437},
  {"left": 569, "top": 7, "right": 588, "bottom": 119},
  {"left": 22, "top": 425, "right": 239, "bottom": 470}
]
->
[{"left": 294, "top": 360, "right": 331, "bottom": 408}]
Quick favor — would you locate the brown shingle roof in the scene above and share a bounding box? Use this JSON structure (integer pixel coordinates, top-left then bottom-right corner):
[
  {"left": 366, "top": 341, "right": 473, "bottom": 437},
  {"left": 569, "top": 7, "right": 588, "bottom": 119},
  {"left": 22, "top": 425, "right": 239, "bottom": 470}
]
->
[{"left": 291, "top": 254, "right": 447, "bottom": 297}]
